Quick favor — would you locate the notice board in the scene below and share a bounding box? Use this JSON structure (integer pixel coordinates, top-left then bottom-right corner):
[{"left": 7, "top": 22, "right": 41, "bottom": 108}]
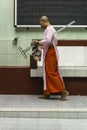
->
[{"left": 14, "top": 0, "right": 87, "bottom": 27}]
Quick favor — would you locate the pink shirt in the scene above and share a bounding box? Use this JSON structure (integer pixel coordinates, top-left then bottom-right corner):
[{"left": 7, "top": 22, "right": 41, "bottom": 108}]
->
[{"left": 39, "top": 25, "right": 58, "bottom": 48}]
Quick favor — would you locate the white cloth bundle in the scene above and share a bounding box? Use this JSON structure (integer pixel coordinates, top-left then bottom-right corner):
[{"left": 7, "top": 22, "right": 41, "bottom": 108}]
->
[{"left": 32, "top": 45, "right": 42, "bottom": 61}]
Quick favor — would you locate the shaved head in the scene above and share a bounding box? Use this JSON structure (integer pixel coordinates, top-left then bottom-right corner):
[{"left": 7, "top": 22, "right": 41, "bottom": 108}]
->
[
  {"left": 40, "top": 16, "right": 49, "bottom": 22},
  {"left": 39, "top": 16, "right": 50, "bottom": 29}
]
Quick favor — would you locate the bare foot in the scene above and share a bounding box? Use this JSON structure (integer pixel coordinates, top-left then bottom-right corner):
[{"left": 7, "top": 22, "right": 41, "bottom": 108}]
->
[{"left": 59, "top": 90, "right": 69, "bottom": 101}]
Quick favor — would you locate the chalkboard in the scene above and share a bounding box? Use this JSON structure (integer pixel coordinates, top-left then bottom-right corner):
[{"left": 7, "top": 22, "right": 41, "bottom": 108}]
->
[{"left": 14, "top": 0, "right": 87, "bottom": 27}]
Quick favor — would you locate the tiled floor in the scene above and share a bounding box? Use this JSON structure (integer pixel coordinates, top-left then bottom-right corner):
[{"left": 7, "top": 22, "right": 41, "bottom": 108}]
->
[
  {"left": 0, "top": 95, "right": 87, "bottom": 109},
  {"left": 0, "top": 95, "right": 87, "bottom": 118},
  {"left": 0, "top": 95, "right": 87, "bottom": 129},
  {"left": 0, "top": 118, "right": 87, "bottom": 130}
]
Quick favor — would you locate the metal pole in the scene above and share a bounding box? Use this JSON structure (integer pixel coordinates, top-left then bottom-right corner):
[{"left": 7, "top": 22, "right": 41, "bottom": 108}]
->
[{"left": 56, "top": 20, "right": 75, "bottom": 33}]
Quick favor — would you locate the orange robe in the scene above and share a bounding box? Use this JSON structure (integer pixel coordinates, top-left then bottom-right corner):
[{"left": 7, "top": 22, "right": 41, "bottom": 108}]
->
[{"left": 44, "top": 44, "right": 65, "bottom": 95}]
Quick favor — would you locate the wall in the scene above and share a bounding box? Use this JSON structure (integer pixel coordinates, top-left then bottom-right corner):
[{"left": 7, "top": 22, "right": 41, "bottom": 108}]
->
[{"left": 0, "top": 0, "right": 87, "bottom": 67}]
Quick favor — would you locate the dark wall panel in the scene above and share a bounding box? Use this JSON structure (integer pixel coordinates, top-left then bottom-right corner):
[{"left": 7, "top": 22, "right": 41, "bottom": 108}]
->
[
  {"left": 15, "top": 0, "right": 87, "bottom": 27},
  {"left": 0, "top": 67, "right": 87, "bottom": 95}
]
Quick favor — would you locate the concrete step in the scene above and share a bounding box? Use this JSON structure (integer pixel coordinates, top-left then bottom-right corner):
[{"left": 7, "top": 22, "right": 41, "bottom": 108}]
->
[
  {"left": 0, "top": 118, "right": 87, "bottom": 130},
  {"left": 0, "top": 107, "right": 87, "bottom": 119},
  {"left": 0, "top": 95, "right": 87, "bottom": 119}
]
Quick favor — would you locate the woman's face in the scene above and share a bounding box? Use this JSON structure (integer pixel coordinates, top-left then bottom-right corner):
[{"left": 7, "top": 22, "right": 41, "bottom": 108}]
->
[{"left": 39, "top": 20, "right": 46, "bottom": 29}]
